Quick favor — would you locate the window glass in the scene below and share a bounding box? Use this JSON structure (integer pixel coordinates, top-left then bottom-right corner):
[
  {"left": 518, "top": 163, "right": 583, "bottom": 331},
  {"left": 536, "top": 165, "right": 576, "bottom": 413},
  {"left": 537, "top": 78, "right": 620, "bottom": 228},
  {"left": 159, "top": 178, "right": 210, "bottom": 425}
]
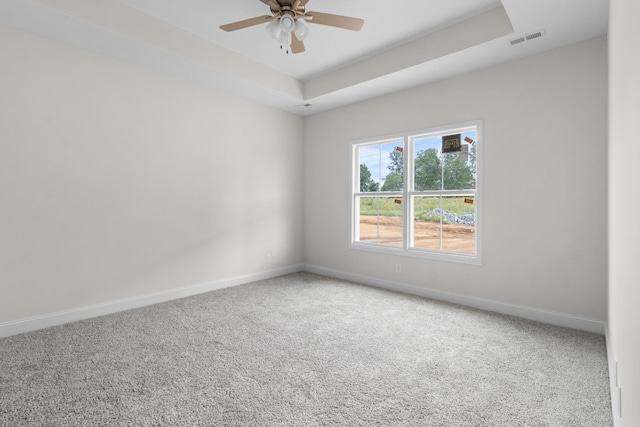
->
[
  {"left": 414, "top": 136, "right": 442, "bottom": 191},
  {"left": 412, "top": 196, "right": 442, "bottom": 250},
  {"left": 443, "top": 131, "right": 477, "bottom": 191},
  {"left": 357, "top": 196, "right": 403, "bottom": 247},
  {"left": 358, "top": 141, "right": 403, "bottom": 192},
  {"left": 439, "top": 196, "right": 476, "bottom": 254}
]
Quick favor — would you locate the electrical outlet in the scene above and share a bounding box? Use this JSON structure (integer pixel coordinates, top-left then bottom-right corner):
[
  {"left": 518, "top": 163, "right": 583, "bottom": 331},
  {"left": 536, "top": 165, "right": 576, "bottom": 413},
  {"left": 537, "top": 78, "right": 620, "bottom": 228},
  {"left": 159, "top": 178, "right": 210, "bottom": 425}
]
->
[
  {"left": 395, "top": 263, "right": 402, "bottom": 274},
  {"left": 265, "top": 254, "right": 272, "bottom": 264}
]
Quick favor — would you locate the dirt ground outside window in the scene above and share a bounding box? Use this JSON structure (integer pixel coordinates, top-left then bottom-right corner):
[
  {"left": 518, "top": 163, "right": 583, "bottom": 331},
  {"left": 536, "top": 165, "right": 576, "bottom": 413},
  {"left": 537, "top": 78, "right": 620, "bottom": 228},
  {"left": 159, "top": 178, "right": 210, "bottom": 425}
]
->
[{"left": 358, "top": 215, "right": 475, "bottom": 254}]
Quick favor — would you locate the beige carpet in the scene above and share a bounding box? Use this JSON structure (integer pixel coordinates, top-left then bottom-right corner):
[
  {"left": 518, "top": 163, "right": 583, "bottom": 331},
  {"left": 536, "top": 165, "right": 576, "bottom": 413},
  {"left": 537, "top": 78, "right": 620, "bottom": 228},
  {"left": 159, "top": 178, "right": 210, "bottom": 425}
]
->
[{"left": 0, "top": 272, "right": 612, "bottom": 426}]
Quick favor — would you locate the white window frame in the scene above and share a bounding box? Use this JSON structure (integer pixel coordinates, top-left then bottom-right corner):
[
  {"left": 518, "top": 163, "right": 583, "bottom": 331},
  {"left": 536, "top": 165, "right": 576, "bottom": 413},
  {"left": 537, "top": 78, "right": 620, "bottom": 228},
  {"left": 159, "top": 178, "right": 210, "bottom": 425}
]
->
[{"left": 349, "top": 120, "right": 482, "bottom": 265}]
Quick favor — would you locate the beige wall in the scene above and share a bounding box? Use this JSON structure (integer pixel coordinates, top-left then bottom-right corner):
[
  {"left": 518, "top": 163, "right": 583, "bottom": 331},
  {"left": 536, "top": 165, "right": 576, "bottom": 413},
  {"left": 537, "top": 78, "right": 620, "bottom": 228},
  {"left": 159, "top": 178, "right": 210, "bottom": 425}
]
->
[
  {"left": 0, "top": 25, "right": 304, "bottom": 323},
  {"left": 304, "top": 37, "right": 608, "bottom": 320},
  {"left": 609, "top": 0, "right": 640, "bottom": 424}
]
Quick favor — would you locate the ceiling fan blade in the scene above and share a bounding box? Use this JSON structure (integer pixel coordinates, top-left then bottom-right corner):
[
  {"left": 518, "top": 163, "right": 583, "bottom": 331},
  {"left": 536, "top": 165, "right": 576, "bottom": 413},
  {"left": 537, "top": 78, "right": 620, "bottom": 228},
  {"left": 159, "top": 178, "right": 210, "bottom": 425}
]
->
[
  {"left": 305, "top": 11, "right": 364, "bottom": 31},
  {"left": 290, "top": 32, "right": 305, "bottom": 54},
  {"left": 220, "top": 15, "right": 275, "bottom": 32}
]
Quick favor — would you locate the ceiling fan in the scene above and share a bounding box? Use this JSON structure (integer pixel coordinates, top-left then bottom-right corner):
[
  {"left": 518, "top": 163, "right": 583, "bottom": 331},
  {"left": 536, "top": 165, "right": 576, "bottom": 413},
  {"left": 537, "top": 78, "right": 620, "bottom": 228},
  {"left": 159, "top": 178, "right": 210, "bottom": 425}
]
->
[{"left": 219, "top": 0, "right": 364, "bottom": 54}]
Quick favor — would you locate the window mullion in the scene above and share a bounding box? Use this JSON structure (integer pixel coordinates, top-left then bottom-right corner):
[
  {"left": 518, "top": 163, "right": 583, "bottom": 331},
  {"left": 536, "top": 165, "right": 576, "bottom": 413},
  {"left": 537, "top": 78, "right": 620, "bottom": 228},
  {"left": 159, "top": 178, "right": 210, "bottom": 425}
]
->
[{"left": 403, "top": 136, "right": 411, "bottom": 251}]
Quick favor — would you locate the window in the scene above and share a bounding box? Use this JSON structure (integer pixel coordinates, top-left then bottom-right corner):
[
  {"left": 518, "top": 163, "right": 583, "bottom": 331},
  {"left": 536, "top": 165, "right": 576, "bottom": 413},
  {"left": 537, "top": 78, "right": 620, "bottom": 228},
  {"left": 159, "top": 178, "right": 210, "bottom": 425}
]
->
[{"left": 350, "top": 121, "right": 481, "bottom": 264}]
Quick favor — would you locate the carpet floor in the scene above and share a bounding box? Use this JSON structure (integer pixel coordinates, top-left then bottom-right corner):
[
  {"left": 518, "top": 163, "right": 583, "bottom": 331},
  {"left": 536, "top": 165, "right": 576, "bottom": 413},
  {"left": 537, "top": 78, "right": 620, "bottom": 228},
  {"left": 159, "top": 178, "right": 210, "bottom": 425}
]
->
[{"left": 0, "top": 272, "right": 612, "bottom": 426}]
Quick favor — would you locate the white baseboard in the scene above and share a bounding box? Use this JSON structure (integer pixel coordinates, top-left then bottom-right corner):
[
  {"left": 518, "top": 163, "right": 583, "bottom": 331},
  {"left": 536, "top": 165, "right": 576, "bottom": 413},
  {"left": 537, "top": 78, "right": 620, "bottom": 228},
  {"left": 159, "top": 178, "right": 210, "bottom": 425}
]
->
[
  {"left": 1, "top": 263, "right": 606, "bottom": 338},
  {"left": 304, "top": 264, "right": 606, "bottom": 335},
  {"left": 0, "top": 264, "right": 304, "bottom": 339},
  {"left": 605, "top": 324, "right": 623, "bottom": 427}
]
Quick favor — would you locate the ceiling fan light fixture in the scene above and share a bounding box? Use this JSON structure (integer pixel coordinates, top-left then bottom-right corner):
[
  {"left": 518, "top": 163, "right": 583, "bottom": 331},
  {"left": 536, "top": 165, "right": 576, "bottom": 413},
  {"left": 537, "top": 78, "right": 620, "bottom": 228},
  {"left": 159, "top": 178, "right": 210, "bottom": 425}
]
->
[
  {"left": 293, "top": 20, "right": 310, "bottom": 40},
  {"left": 278, "top": 30, "right": 290, "bottom": 47},
  {"left": 279, "top": 12, "right": 295, "bottom": 33},
  {"left": 265, "top": 18, "right": 281, "bottom": 38}
]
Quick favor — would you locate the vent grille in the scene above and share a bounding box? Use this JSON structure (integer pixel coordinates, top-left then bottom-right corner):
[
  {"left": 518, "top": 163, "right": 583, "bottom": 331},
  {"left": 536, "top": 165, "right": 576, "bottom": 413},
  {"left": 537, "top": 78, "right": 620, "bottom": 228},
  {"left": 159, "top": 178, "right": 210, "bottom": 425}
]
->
[
  {"left": 526, "top": 31, "right": 543, "bottom": 41},
  {"left": 508, "top": 29, "right": 546, "bottom": 47}
]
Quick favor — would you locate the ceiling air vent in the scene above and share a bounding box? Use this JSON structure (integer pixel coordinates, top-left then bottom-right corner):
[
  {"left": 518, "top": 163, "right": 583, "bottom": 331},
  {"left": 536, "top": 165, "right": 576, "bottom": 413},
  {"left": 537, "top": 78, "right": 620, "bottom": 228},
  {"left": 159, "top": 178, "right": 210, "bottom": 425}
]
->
[
  {"left": 526, "top": 31, "right": 544, "bottom": 41},
  {"left": 508, "top": 29, "right": 546, "bottom": 47}
]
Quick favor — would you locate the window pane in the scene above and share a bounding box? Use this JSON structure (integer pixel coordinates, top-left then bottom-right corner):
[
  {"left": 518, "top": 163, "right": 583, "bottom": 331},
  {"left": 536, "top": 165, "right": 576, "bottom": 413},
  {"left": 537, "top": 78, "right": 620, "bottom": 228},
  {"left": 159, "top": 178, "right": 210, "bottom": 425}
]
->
[
  {"left": 414, "top": 136, "right": 442, "bottom": 191},
  {"left": 440, "top": 196, "right": 475, "bottom": 254},
  {"left": 357, "top": 196, "right": 403, "bottom": 247},
  {"left": 413, "top": 196, "right": 442, "bottom": 250},
  {"left": 358, "top": 142, "right": 403, "bottom": 192},
  {"left": 413, "top": 196, "right": 475, "bottom": 254},
  {"left": 443, "top": 131, "right": 477, "bottom": 190}
]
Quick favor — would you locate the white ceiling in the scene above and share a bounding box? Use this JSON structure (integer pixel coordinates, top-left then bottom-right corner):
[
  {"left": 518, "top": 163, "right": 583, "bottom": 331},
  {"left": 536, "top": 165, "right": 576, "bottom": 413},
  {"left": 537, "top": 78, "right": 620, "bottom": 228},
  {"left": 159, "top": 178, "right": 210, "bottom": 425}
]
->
[
  {"left": 1, "top": 0, "right": 609, "bottom": 116},
  {"left": 118, "top": 0, "right": 501, "bottom": 80}
]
